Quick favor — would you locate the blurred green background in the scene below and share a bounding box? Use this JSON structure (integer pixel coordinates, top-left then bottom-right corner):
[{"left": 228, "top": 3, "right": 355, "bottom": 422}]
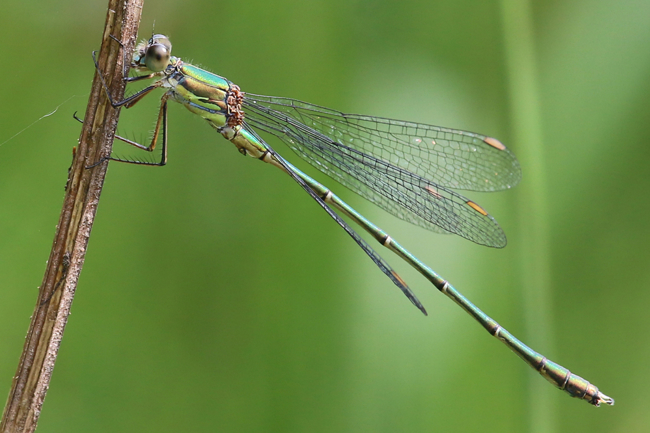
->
[{"left": 1, "top": 0, "right": 648, "bottom": 432}]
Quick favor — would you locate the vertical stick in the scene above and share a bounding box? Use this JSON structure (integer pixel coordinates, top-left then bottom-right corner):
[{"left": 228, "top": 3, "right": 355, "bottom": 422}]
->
[{"left": 0, "top": 1, "right": 143, "bottom": 431}]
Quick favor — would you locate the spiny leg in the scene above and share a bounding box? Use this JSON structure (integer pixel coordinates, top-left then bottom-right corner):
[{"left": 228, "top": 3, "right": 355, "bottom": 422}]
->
[
  {"left": 107, "top": 35, "right": 156, "bottom": 83},
  {"left": 106, "top": 92, "right": 169, "bottom": 166},
  {"left": 84, "top": 34, "right": 172, "bottom": 168},
  {"left": 75, "top": 91, "right": 169, "bottom": 168},
  {"left": 92, "top": 35, "right": 162, "bottom": 108},
  {"left": 93, "top": 48, "right": 163, "bottom": 109}
]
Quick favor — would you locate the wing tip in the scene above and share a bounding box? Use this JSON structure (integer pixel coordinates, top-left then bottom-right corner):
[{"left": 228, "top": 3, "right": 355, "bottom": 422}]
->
[{"left": 390, "top": 270, "right": 427, "bottom": 315}]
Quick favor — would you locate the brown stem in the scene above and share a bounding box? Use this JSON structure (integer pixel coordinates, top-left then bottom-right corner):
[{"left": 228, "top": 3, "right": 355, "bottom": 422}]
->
[{"left": 0, "top": 1, "right": 143, "bottom": 431}]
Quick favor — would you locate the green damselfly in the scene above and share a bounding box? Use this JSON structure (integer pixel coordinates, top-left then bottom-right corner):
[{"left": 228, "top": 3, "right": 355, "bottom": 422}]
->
[{"left": 92, "top": 34, "right": 613, "bottom": 406}]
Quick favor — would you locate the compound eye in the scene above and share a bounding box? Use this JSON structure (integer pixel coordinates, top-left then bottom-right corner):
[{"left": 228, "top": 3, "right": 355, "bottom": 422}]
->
[
  {"left": 145, "top": 43, "right": 170, "bottom": 72},
  {"left": 151, "top": 35, "right": 172, "bottom": 54}
]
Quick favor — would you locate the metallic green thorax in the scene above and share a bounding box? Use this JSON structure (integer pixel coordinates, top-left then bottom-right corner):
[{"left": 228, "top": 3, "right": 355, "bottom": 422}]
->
[
  {"left": 155, "top": 58, "right": 267, "bottom": 159},
  {"left": 167, "top": 60, "right": 231, "bottom": 129}
]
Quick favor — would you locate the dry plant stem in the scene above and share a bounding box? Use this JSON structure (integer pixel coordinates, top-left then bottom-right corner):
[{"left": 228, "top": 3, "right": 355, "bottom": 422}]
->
[{"left": 0, "top": 1, "right": 143, "bottom": 432}]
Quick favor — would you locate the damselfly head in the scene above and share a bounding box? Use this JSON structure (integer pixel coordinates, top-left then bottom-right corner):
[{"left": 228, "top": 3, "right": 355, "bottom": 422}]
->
[{"left": 133, "top": 34, "right": 172, "bottom": 73}]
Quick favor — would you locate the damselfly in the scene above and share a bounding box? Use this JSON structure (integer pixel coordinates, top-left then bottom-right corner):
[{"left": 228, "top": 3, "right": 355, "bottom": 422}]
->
[{"left": 91, "top": 34, "right": 613, "bottom": 406}]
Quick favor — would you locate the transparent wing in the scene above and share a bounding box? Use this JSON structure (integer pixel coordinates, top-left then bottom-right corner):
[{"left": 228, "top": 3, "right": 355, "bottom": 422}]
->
[
  {"left": 242, "top": 122, "right": 427, "bottom": 314},
  {"left": 244, "top": 94, "right": 521, "bottom": 192},
  {"left": 243, "top": 95, "right": 513, "bottom": 248}
]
